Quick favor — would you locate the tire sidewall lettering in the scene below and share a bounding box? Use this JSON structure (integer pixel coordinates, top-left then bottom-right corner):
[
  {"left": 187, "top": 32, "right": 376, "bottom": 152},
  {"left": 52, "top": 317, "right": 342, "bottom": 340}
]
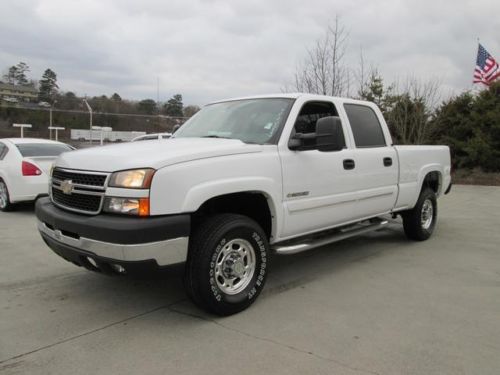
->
[{"left": 208, "top": 229, "right": 268, "bottom": 303}]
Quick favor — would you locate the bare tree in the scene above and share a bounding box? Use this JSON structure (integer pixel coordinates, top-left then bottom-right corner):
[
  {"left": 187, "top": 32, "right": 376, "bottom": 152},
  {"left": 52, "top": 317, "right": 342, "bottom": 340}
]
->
[
  {"left": 288, "top": 16, "right": 350, "bottom": 97},
  {"left": 386, "top": 77, "right": 441, "bottom": 144}
]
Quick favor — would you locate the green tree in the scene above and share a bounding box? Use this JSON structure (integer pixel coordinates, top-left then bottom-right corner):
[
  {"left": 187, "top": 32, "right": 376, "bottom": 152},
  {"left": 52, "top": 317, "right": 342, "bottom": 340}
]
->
[
  {"left": 2, "top": 62, "right": 31, "bottom": 85},
  {"left": 138, "top": 99, "right": 157, "bottom": 115},
  {"left": 56, "top": 91, "right": 79, "bottom": 110},
  {"left": 111, "top": 93, "right": 122, "bottom": 102},
  {"left": 15, "top": 62, "right": 30, "bottom": 85},
  {"left": 110, "top": 93, "right": 122, "bottom": 113},
  {"left": 3, "top": 66, "right": 18, "bottom": 85},
  {"left": 38, "top": 68, "right": 59, "bottom": 103},
  {"left": 432, "top": 82, "right": 500, "bottom": 171},
  {"left": 358, "top": 72, "right": 395, "bottom": 114},
  {"left": 163, "top": 94, "right": 184, "bottom": 117}
]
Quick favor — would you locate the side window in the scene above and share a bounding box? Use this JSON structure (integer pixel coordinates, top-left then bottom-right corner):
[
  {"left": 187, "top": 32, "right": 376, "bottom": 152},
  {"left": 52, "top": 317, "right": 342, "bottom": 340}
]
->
[
  {"left": 292, "top": 101, "right": 345, "bottom": 150},
  {"left": 294, "top": 101, "right": 338, "bottom": 134},
  {"left": 0, "top": 143, "right": 7, "bottom": 160},
  {"left": 344, "top": 104, "right": 386, "bottom": 147}
]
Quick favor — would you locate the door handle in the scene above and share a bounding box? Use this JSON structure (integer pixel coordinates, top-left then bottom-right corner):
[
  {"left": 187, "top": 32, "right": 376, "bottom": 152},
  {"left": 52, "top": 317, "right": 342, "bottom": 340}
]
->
[
  {"left": 343, "top": 159, "right": 355, "bottom": 170},
  {"left": 383, "top": 157, "right": 393, "bottom": 167}
]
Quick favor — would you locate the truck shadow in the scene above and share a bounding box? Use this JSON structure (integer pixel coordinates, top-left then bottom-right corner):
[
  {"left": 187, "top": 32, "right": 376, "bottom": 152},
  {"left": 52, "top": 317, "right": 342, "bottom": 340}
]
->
[
  {"left": 262, "top": 224, "right": 408, "bottom": 298},
  {"left": 73, "top": 223, "right": 409, "bottom": 312}
]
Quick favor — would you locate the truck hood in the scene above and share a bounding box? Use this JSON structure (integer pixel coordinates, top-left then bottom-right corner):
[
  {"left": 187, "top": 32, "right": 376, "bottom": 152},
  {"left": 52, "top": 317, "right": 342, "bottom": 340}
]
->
[{"left": 56, "top": 138, "right": 262, "bottom": 172}]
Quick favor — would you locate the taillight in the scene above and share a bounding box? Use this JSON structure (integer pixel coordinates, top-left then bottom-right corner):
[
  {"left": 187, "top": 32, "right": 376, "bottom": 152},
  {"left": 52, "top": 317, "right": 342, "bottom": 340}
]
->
[{"left": 22, "top": 161, "right": 42, "bottom": 176}]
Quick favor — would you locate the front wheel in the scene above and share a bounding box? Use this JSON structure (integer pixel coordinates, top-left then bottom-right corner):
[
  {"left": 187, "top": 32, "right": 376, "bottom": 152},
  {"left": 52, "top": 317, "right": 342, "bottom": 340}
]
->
[
  {"left": 184, "top": 214, "right": 269, "bottom": 316},
  {"left": 0, "top": 179, "right": 14, "bottom": 212},
  {"left": 402, "top": 188, "right": 437, "bottom": 241}
]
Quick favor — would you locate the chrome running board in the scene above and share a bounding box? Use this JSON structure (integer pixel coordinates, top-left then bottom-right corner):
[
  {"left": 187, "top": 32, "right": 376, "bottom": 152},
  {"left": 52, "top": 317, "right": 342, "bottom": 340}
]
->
[{"left": 272, "top": 218, "right": 389, "bottom": 255}]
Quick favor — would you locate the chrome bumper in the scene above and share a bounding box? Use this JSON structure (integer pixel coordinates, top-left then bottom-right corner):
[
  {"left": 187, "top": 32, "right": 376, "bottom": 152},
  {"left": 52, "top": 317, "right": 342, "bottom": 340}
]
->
[{"left": 37, "top": 220, "right": 188, "bottom": 266}]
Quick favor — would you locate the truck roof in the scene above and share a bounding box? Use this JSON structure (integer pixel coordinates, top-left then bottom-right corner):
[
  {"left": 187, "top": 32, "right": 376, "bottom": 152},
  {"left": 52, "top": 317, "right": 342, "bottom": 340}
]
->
[{"left": 209, "top": 93, "right": 373, "bottom": 106}]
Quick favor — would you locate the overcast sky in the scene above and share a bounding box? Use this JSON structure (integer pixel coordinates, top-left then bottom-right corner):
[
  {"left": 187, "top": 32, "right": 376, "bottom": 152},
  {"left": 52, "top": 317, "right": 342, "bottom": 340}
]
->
[{"left": 1, "top": 0, "right": 499, "bottom": 106}]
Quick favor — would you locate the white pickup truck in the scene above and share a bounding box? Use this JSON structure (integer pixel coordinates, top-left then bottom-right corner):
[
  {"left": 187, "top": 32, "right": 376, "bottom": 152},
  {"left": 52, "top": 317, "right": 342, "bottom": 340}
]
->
[{"left": 35, "top": 94, "right": 451, "bottom": 315}]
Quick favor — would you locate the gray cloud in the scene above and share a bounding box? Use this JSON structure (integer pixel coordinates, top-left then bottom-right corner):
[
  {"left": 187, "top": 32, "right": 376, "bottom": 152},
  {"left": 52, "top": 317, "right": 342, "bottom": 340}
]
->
[{"left": 1, "top": 0, "right": 499, "bottom": 105}]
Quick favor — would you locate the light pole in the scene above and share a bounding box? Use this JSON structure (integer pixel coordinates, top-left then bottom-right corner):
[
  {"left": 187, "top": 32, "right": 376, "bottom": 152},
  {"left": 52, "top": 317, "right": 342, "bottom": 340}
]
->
[
  {"left": 83, "top": 98, "right": 93, "bottom": 145},
  {"left": 48, "top": 126, "right": 65, "bottom": 141},
  {"left": 49, "top": 100, "right": 57, "bottom": 140}
]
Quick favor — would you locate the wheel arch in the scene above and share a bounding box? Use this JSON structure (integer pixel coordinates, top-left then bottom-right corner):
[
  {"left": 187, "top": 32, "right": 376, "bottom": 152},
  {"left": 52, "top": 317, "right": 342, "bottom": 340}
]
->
[
  {"left": 419, "top": 169, "right": 443, "bottom": 196},
  {"left": 191, "top": 191, "right": 276, "bottom": 242}
]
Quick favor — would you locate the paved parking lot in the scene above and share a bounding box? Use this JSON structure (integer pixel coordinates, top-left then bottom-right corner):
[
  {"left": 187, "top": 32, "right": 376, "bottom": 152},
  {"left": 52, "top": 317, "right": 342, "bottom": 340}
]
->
[{"left": 1, "top": 185, "right": 499, "bottom": 375}]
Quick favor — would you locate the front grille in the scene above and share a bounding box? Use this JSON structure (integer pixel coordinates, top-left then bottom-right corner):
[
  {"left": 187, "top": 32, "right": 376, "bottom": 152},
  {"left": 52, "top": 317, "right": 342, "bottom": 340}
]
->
[
  {"left": 52, "top": 168, "right": 107, "bottom": 187},
  {"left": 50, "top": 168, "right": 108, "bottom": 214},
  {"left": 52, "top": 187, "right": 102, "bottom": 213}
]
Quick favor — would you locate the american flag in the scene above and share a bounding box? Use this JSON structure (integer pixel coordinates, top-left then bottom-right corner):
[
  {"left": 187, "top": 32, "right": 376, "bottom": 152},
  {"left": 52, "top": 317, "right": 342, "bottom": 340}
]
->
[{"left": 473, "top": 44, "right": 500, "bottom": 86}]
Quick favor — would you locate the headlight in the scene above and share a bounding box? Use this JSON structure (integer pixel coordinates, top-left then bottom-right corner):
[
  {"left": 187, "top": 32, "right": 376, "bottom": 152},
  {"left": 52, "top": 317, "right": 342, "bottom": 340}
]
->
[
  {"left": 108, "top": 168, "right": 155, "bottom": 189},
  {"left": 103, "top": 197, "right": 150, "bottom": 216}
]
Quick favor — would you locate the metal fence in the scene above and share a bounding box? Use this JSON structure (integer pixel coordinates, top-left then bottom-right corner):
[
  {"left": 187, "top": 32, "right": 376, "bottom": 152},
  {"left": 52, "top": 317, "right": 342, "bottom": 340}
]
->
[{"left": 0, "top": 105, "right": 188, "bottom": 145}]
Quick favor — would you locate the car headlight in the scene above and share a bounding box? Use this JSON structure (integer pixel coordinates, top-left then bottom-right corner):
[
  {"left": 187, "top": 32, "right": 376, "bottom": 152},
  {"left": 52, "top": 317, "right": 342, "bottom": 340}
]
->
[
  {"left": 103, "top": 197, "right": 150, "bottom": 216},
  {"left": 108, "top": 168, "right": 155, "bottom": 189}
]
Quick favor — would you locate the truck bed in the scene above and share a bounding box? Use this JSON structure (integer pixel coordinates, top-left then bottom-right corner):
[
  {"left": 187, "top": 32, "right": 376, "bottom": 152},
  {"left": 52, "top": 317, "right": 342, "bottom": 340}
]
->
[{"left": 394, "top": 145, "right": 451, "bottom": 211}]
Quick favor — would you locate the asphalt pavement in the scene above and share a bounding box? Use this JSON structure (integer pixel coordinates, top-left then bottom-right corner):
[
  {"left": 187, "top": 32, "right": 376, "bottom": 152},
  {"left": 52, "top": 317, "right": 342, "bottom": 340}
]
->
[{"left": 1, "top": 185, "right": 499, "bottom": 375}]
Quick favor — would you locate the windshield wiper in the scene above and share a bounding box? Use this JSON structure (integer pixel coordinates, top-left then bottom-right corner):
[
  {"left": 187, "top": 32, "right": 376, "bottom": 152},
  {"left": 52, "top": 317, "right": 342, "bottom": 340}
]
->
[{"left": 202, "top": 135, "right": 232, "bottom": 139}]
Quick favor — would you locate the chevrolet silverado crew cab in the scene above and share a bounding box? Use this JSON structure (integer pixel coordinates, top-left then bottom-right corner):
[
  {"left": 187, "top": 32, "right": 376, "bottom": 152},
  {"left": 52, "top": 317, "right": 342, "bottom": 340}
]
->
[{"left": 35, "top": 94, "right": 451, "bottom": 315}]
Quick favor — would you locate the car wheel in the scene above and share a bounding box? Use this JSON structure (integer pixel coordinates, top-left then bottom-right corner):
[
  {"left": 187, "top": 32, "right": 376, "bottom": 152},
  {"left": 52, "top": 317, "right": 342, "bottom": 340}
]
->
[
  {"left": 184, "top": 214, "right": 269, "bottom": 316},
  {"left": 402, "top": 187, "right": 437, "bottom": 241},
  {"left": 0, "top": 179, "right": 14, "bottom": 212}
]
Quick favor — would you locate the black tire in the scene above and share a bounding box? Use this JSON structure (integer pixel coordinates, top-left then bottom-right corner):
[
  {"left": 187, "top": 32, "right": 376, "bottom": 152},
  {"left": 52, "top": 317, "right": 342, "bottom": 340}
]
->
[
  {"left": 184, "top": 214, "right": 269, "bottom": 316},
  {"left": 402, "top": 188, "right": 437, "bottom": 241},
  {"left": 0, "top": 179, "right": 14, "bottom": 212}
]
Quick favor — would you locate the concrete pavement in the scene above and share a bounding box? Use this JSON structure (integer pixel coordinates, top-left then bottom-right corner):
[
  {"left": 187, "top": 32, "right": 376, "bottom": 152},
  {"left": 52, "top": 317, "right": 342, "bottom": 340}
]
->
[{"left": 1, "top": 185, "right": 499, "bottom": 374}]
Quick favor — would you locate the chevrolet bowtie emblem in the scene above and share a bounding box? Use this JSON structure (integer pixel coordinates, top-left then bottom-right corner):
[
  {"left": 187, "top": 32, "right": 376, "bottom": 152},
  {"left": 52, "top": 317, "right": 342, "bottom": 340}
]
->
[{"left": 60, "top": 180, "right": 74, "bottom": 195}]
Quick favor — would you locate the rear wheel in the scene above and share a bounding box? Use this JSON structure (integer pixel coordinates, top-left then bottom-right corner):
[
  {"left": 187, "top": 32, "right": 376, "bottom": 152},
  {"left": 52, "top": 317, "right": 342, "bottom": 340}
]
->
[
  {"left": 402, "top": 188, "right": 437, "bottom": 241},
  {"left": 0, "top": 179, "right": 14, "bottom": 212},
  {"left": 184, "top": 214, "right": 269, "bottom": 316}
]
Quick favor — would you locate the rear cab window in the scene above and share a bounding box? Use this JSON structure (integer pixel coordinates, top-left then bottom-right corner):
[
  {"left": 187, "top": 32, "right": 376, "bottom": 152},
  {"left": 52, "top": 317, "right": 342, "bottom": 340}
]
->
[
  {"left": 16, "top": 143, "right": 73, "bottom": 157},
  {"left": 343, "top": 104, "right": 386, "bottom": 148}
]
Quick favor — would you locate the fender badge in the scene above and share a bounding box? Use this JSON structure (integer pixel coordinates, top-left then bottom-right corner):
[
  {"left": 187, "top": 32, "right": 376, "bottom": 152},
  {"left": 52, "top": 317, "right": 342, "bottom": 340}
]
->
[{"left": 287, "top": 191, "right": 309, "bottom": 198}]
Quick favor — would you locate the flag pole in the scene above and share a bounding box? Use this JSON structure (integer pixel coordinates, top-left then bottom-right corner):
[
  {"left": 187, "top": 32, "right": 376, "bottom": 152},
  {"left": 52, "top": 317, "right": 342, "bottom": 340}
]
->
[{"left": 471, "top": 38, "right": 479, "bottom": 90}]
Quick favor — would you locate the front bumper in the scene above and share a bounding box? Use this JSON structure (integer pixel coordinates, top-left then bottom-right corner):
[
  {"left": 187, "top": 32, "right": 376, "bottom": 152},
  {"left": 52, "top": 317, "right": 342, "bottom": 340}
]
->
[{"left": 35, "top": 197, "right": 190, "bottom": 274}]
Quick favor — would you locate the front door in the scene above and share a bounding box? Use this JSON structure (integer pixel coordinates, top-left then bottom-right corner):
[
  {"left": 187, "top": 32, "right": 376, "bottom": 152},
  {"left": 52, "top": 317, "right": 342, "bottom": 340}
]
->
[{"left": 279, "top": 101, "right": 359, "bottom": 239}]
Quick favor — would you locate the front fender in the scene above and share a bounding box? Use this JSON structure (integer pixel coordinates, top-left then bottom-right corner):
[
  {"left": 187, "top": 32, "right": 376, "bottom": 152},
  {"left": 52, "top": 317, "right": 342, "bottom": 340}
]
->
[{"left": 181, "top": 176, "right": 277, "bottom": 212}]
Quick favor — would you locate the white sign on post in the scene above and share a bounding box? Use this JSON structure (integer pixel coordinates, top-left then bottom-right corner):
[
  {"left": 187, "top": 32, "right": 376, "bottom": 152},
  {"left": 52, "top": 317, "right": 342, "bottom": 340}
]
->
[
  {"left": 13, "top": 124, "right": 32, "bottom": 138},
  {"left": 48, "top": 126, "right": 65, "bottom": 141}
]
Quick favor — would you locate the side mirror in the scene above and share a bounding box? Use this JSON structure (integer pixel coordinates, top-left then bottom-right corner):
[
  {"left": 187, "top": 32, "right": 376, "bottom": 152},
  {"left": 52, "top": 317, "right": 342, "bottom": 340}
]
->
[
  {"left": 288, "top": 116, "right": 345, "bottom": 152},
  {"left": 315, "top": 116, "right": 345, "bottom": 152}
]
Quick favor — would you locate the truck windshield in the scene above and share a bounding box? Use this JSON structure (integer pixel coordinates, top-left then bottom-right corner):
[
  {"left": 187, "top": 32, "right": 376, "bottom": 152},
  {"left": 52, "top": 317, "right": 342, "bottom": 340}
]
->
[{"left": 173, "top": 98, "right": 294, "bottom": 144}]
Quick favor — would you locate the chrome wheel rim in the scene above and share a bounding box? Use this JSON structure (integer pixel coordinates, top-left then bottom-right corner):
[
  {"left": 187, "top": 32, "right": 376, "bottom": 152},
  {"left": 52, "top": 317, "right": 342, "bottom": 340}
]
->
[
  {"left": 421, "top": 199, "right": 434, "bottom": 230},
  {"left": 0, "top": 182, "right": 7, "bottom": 209},
  {"left": 214, "top": 238, "right": 256, "bottom": 295}
]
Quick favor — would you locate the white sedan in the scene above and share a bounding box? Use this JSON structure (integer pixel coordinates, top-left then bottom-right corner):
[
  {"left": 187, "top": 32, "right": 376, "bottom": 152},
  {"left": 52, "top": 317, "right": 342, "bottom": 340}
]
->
[
  {"left": 0, "top": 138, "right": 74, "bottom": 211},
  {"left": 131, "top": 133, "right": 172, "bottom": 142}
]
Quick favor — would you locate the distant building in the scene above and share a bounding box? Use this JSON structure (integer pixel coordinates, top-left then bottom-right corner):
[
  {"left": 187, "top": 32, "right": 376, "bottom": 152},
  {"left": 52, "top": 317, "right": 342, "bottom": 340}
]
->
[{"left": 0, "top": 83, "right": 38, "bottom": 103}]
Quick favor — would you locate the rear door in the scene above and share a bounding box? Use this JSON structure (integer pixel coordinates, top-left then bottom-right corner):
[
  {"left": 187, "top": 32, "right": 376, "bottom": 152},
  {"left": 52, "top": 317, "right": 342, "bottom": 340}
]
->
[{"left": 342, "top": 103, "right": 398, "bottom": 218}]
